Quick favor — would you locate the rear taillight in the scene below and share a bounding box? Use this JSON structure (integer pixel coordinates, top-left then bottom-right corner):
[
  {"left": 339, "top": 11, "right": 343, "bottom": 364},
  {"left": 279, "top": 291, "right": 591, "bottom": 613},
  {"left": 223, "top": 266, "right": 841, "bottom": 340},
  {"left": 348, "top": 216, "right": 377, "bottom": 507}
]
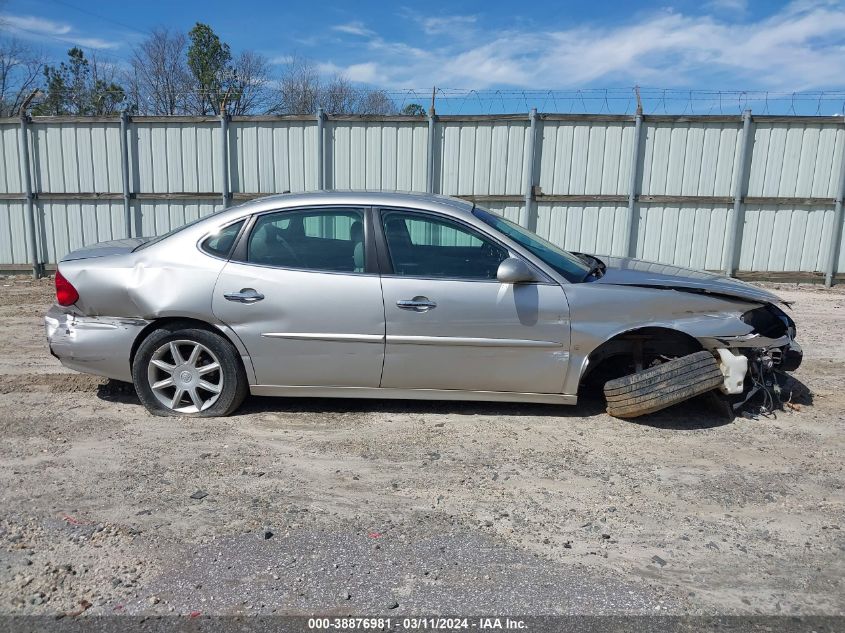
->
[{"left": 55, "top": 270, "right": 79, "bottom": 306}]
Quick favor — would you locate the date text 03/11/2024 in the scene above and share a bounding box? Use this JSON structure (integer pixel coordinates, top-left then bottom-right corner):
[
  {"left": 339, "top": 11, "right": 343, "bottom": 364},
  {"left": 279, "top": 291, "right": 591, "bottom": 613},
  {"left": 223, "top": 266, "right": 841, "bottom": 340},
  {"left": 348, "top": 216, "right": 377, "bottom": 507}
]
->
[{"left": 307, "top": 617, "right": 528, "bottom": 630}]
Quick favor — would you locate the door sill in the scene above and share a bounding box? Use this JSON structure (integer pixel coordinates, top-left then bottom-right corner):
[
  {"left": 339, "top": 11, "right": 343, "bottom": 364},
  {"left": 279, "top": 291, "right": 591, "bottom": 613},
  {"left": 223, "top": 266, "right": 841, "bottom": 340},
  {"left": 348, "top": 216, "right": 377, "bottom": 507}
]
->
[{"left": 249, "top": 385, "right": 576, "bottom": 405}]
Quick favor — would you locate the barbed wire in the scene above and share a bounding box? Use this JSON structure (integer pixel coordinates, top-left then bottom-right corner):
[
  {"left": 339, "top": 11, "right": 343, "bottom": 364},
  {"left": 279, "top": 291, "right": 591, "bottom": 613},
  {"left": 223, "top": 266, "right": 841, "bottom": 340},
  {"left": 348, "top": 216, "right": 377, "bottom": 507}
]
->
[
  {"left": 387, "top": 88, "right": 845, "bottom": 116},
  {"left": 17, "top": 87, "right": 845, "bottom": 116}
]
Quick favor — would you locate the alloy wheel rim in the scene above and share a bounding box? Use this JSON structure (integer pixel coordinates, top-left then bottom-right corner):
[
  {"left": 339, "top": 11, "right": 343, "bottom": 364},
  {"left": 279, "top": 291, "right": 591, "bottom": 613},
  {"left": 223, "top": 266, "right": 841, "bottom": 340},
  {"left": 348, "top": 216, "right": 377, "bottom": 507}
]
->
[{"left": 147, "top": 340, "right": 223, "bottom": 413}]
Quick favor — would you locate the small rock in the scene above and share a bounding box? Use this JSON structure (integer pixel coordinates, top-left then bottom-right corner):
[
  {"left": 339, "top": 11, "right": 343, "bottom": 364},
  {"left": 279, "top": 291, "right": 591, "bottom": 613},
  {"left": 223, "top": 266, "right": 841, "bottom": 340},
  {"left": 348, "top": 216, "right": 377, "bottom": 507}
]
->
[
  {"left": 387, "top": 601, "right": 399, "bottom": 609},
  {"left": 148, "top": 596, "right": 160, "bottom": 605},
  {"left": 434, "top": 423, "right": 445, "bottom": 428},
  {"left": 651, "top": 555, "right": 667, "bottom": 567},
  {"left": 190, "top": 490, "right": 208, "bottom": 500},
  {"left": 343, "top": 591, "right": 351, "bottom": 601},
  {"left": 705, "top": 541, "right": 720, "bottom": 551},
  {"left": 601, "top": 534, "right": 611, "bottom": 539},
  {"left": 262, "top": 529, "right": 274, "bottom": 540}
]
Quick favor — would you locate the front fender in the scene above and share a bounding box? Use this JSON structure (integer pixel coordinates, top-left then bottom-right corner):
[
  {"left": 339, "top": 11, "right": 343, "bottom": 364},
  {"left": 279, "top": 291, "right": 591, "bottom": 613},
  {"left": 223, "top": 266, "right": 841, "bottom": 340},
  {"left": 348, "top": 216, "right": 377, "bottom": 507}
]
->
[{"left": 560, "top": 283, "right": 762, "bottom": 395}]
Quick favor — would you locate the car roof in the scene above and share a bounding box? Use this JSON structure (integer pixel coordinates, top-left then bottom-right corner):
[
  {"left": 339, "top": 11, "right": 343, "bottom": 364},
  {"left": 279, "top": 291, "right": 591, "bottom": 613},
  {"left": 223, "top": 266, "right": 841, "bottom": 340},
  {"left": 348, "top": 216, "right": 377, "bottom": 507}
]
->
[{"left": 226, "top": 190, "right": 477, "bottom": 219}]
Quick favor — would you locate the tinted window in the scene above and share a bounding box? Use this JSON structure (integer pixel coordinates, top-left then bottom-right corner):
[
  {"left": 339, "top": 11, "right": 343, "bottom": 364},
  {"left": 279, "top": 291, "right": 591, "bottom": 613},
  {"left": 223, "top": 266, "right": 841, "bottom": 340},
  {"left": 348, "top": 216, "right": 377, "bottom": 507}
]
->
[
  {"left": 200, "top": 220, "right": 244, "bottom": 258},
  {"left": 381, "top": 211, "right": 508, "bottom": 280},
  {"left": 246, "top": 208, "right": 366, "bottom": 273}
]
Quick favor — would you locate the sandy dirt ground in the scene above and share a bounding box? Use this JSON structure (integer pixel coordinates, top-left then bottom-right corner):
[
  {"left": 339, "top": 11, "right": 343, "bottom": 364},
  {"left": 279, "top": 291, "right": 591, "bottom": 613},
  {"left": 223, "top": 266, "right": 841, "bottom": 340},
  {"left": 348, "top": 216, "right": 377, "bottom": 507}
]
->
[{"left": 0, "top": 277, "right": 842, "bottom": 617}]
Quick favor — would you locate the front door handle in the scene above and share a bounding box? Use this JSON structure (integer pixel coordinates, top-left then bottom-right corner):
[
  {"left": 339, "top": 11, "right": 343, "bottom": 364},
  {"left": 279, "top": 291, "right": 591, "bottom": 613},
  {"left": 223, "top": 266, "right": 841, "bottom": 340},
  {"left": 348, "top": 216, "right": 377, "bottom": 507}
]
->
[
  {"left": 396, "top": 296, "right": 437, "bottom": 312},
  {"left": 224, "top": 288, "right": 265, "bottom": 304}
]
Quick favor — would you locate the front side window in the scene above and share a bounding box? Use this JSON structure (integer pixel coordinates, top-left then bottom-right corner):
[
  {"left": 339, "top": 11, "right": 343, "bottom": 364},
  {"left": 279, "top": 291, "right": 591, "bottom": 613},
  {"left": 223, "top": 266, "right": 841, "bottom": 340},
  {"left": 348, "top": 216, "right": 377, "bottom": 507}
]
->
[
  {"left": 381, "top": 211, "right": 508, "bottom": 279},
  {"left": 246, "top": 208, "right": 365, "bottom": 273}
]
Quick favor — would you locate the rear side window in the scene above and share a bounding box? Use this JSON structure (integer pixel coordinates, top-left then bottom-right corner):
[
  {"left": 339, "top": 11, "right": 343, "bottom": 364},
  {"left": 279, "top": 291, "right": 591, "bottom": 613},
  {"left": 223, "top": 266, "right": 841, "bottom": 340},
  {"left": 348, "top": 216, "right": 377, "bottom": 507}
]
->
[
  {"left": 245, "top": 208, "right": 366, "bottom": 272},
  {"left": 201, "top": 220, "right": 244, "bottom": 258}
]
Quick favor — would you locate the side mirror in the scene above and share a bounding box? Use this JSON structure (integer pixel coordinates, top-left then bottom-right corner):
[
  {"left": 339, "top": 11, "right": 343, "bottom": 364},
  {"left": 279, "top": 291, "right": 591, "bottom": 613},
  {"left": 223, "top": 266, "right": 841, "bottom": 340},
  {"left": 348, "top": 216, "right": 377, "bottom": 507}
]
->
[{"left": 497, "top": 257, "right": 536, "bottom": 284}]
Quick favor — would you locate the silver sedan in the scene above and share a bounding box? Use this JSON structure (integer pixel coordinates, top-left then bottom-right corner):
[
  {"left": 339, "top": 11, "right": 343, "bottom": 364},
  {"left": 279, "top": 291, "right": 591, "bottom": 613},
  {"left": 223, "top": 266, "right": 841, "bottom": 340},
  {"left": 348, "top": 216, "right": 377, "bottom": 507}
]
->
[{"left": 44, "top": 191, "right": 802, "bottom": 418}]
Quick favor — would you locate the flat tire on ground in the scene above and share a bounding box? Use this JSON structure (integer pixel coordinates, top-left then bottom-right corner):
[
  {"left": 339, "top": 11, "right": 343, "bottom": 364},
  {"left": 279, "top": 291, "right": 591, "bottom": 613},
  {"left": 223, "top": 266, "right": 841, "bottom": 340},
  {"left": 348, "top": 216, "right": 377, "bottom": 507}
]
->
[
  {"left": 603, "top": 350, "right": 724, "bottom": 419},
  {"left": 132, "top": 324, "right": 248, "bottom": 418}
]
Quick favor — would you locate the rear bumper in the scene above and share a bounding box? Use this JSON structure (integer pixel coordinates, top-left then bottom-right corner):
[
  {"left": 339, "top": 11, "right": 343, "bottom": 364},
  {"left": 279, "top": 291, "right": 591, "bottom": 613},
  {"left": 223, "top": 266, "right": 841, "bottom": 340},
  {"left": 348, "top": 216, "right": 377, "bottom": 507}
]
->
[{"left": 44, "top": 305, "right": 149, "bottom": 382}]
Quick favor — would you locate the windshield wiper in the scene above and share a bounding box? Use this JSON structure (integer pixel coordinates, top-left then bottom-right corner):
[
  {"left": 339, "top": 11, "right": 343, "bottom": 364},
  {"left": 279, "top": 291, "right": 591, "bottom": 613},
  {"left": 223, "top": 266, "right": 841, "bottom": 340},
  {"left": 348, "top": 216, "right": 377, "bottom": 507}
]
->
[{"left": 573, "top": 252, "right": 606, "bottom": 281}]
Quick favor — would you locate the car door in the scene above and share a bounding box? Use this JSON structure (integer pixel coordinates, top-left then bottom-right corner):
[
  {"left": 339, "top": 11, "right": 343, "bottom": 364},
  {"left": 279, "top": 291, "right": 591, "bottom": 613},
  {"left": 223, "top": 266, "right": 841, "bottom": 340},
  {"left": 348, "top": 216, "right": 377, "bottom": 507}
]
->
[
  {"left": 377, "top": 209, "right": 571, "bottom": 394},
  {"left": 212, "top": 206, "right": 385, "bottom": 388}
]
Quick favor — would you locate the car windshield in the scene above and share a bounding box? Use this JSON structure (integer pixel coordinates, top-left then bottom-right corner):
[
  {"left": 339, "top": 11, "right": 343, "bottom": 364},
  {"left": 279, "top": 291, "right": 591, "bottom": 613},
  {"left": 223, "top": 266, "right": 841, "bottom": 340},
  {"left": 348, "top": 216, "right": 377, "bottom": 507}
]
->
[{"left": 473, "top": 208, "right": 591, "bottom": 282}]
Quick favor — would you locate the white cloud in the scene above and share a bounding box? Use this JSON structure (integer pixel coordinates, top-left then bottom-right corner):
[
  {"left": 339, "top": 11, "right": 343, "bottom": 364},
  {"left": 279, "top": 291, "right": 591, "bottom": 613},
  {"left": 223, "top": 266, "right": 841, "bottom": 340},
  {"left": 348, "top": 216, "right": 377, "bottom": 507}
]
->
[
  {"left": 332, "top": 21, "right": 374, "bottom": 37},
  {"left": 1, "top": 14, "right": 72, "bottom": 35},
  {"left": 270, "top": 55, "right": 294, "bottom": 66},
  {"left": 314, "top": 0, "right": 845, "bottom": 90},
  {"left": 0, "top": 13, "right": 121, "bottom": 49},
  {"left": 417, "top": 15, "right": 477, "bottom": 35},
  {"left": 706, "top": 0, "right": 749, "bottom": 11}
]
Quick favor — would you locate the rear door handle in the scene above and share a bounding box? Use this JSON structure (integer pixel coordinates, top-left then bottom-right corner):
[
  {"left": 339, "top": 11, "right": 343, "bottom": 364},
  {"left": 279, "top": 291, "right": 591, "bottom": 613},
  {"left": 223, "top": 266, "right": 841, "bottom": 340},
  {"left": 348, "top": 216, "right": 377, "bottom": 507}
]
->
[
  {"left": 224, "top": 288, "right": 265, "bottom": 303},
  {"left": 396, "top": 296, "right": 437, "bottom": 312}
]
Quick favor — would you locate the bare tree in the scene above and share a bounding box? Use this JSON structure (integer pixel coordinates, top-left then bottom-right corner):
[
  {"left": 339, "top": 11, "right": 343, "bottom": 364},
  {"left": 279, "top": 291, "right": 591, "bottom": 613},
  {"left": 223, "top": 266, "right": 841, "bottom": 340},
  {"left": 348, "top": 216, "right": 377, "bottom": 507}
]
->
[
  {"left": 275, "top": 56, "right": 320, "bottom": 114},
  {"left": 274, "top": 57, "right": 396, "bottom": 115},
  {"left": 357, "top": 89, "right": 396, "bottom": 115},
  {"left": 224, "top": 50, "right": 272, "bottom": 115},
  {"left": 0, "top": 38, "right": 44, "bottom": 116},
  {"left": 128, "top": 28, "right": 190, "bottom": 115}
]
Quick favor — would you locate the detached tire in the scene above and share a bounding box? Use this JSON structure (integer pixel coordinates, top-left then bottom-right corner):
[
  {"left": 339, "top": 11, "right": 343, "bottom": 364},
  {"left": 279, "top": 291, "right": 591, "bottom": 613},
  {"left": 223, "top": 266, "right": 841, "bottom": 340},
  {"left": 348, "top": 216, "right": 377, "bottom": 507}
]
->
[{"left": 603, "top": 350, "right": 723, "bottom": 419}]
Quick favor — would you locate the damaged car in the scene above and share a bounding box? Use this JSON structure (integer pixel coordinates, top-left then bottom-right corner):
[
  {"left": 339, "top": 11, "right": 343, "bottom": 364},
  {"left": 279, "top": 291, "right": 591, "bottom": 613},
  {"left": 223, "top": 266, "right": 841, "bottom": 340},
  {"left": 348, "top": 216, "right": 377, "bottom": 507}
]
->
[{"left": 44, "top": 191, "right": 802, "bottom": 418}]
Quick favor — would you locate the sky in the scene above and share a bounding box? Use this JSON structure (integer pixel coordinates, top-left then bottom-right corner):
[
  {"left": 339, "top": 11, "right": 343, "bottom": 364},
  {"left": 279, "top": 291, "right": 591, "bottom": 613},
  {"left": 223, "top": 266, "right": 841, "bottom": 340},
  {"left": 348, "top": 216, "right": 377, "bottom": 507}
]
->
[{"left": 1, "top": 0, "right": 844, "bottom": 112}]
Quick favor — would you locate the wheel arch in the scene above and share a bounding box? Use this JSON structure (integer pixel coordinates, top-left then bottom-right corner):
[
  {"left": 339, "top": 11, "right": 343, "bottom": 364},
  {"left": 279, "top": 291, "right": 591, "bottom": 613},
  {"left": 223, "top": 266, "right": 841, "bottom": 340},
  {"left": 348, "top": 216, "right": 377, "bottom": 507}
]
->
[
  {"left": 577, "top": 326, "right": 705, "bottom": 392},
  {"left": 130, "top": 316, "right": 256, "bottom": 385}
]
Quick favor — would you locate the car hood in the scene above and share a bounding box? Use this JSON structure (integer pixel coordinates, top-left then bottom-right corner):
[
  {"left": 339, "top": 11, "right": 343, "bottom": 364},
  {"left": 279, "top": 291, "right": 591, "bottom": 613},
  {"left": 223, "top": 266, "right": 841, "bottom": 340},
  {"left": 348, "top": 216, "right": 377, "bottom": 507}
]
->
[
  {"left": 61, "top": 238, "right": 150, "bottom": 262},
  {"left": 591, "top": 256, "right": 782, "bottom": 305}
]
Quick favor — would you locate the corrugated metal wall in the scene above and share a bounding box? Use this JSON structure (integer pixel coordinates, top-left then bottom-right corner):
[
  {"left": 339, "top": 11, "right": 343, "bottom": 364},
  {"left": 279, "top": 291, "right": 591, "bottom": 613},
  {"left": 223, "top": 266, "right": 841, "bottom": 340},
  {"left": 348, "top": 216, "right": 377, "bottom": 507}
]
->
[{"left": 0, "top": 113, "right": 843, "bottom": 281}]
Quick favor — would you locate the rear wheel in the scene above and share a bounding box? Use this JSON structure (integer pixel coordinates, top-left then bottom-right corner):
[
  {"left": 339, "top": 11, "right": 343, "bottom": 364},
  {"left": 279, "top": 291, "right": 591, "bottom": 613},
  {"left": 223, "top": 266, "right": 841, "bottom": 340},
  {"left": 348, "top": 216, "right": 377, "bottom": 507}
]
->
[
  {"left": 603, "top": 350, "right": 723, "bottom": 419},
  {"left": 132, "top": 325, "right": 247, "bottom": 417}
]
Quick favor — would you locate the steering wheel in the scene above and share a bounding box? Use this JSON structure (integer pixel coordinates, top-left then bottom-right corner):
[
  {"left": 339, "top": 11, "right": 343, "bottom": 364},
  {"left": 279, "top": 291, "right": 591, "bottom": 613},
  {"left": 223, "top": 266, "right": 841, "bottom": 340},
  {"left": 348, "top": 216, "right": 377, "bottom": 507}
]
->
[{"left": 267, "top": 225, "right": 300, "bottom": 265}]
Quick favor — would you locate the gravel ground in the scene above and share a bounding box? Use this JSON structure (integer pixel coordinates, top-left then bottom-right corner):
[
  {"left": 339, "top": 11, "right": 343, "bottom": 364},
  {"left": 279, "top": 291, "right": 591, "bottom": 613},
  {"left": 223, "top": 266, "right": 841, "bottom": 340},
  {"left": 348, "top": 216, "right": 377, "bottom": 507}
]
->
[{"left": 0, "top": 277, "right": 842, "bottom": 618}]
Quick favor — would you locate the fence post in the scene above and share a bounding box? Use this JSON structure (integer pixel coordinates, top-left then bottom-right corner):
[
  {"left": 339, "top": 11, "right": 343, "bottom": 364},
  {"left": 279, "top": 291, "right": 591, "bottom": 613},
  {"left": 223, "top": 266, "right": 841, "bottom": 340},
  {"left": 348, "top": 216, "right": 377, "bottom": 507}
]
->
[
  {"left": 220, "top": 113, "right": 230, "bottom": 208},
  {"left": 119, "top": 110, "right": 132, "bottom": 238},
  {"left": 18, "top": 114, "right": 39, "bottom": 278},
  {"left": 316, "top": 107, "right": 325, "bottom": 190},
  {"left": 624, "top": 110, "right": 644, "bottom": 257},
  {"left": 522, "top": 108, "right": 539, "bottom": 232},
  {"left": 825, "top": 119, "right": 845, "bottom": 287},
  {"left": 724, "top": 109, "right": 753, "bottom": 277},
  {"left": 426, "top": 111, "right": 437, "bottom": 193}
]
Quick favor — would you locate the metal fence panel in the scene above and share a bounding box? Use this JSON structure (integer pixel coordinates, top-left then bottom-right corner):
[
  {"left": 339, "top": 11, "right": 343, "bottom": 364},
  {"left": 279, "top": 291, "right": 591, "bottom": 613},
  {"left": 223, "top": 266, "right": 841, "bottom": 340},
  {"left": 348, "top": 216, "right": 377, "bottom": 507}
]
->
[
  {"left": 327, "top": 121, "right": 426, "bottom": 191},
  {"left": 641, "top": 123, "right": 741, "bottom": 197},
  {"left": 0, "top": 123, "right": 22, "bottom": 193},
  {"left": 634, "top": 204, "right": 732, "bottom": 271},
  {"left": 0, "top": 202, "right": 29, "bottom": 264},
  {"left": 231, "top": 120, "right": 317, "bottom": 194},
  {"left": 133, "top": 121, "right": 220, "bottom": 194},
  {"left": 538, "top": 122, "right": 633, "bottom": 195},
  {"left": 747, "top": 123, "right": 845, "bottom": 198},
  {"left": 739, "top": 205, "right": 834, "bottom": 272},
  {"left": 536, "top": 203, "right": 628, "bottom": 256},
  {"left": 0, "top": 114, "right": 843, "bottom": 281},
  {"left": 437, "top": 120, "right": 529, "bottom": 196}
]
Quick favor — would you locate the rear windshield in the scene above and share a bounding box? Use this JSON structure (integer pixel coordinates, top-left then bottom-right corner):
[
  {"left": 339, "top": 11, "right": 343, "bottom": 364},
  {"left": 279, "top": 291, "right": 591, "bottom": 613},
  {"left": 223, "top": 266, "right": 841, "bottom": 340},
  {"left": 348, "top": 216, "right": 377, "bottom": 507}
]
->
[
  {"left": 473, "top": 208, "right": 590, "bottom": 283},
  {"left": 134, "top": 213, "right": 224, "bottom": 251}
]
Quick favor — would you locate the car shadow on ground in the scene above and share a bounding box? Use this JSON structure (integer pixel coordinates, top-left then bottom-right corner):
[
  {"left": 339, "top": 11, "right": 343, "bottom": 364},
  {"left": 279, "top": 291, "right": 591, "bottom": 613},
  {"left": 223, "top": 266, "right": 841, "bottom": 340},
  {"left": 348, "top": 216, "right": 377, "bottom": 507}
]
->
[{"left": 95, "top": 377, "right": 815, "bottom": 429}]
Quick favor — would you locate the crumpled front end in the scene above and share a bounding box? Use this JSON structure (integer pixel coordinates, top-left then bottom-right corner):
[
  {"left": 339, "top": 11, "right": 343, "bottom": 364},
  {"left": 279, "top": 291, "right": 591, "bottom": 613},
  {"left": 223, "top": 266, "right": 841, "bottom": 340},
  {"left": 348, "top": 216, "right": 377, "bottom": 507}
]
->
[
  {"left": 698, "top": 303, "right": 803, "bottom": 412},
  {"left": 45, "top": 305, "right": 150, "bottom": 382}
]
